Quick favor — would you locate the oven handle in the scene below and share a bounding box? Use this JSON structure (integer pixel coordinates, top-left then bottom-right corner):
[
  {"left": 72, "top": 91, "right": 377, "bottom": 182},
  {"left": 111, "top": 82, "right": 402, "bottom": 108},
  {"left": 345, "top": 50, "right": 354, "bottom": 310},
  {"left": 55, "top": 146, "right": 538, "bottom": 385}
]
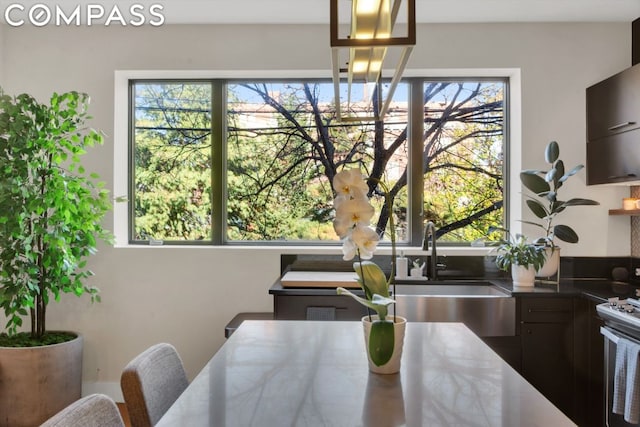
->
[
  {"left": 601, "top": 325, "right": 640, "bottom": 345},
  {"left": 601, "top": 326, "right": 620, "bottom": 344}
]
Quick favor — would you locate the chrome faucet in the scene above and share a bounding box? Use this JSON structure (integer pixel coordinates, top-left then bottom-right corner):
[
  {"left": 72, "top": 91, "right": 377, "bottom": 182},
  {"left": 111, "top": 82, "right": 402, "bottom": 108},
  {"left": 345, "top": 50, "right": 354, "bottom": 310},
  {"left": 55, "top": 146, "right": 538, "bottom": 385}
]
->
[{"left": 422, "top": 221, "right": 438, "bottom": 280}]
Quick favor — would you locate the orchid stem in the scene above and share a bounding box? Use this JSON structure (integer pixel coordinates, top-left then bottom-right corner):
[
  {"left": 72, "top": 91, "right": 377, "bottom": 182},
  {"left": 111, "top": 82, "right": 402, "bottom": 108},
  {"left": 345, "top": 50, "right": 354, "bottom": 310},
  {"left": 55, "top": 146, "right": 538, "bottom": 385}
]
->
[
  {"left": 356, "top": 249, "right": 372, "bottom": 322},
  {"left": 376, "top": 179, "right": 397, "bottom": 322}
]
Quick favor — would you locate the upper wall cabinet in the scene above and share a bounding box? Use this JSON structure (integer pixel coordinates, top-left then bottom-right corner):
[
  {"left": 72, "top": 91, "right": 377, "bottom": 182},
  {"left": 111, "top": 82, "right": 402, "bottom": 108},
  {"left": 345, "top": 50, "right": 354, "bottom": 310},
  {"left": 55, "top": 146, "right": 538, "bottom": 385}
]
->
[
  {"left": 586, "top": 131, "right": 640, "bottom": 185},
  {"left": 587, "top": 64, "right": 640, "bottom": 140},
  {"left": 586, "top": 64, "right": 640, "bottom": 185}
]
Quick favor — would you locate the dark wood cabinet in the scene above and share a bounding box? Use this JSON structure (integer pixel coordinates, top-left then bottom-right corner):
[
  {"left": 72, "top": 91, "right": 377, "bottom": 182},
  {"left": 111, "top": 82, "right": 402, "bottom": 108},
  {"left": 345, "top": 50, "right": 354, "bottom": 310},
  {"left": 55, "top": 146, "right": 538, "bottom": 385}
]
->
[
  {"left": 519, "top": 296, "right": 606, "bottom": 426},
  {"left": 586, "top": 64, "right": 640, "bottom": 141},
  {"left": 586, "top": 130, "right": 640, "bottom": 184},
  {"left": 572, "top": 297, "right": 606, "bottom": 427},
  {"left": 520, "top": 297, "right": 576, "bottom": 422},
  {"left": 586, "top": 300, "right": 605, "bottom": 427},
  {"left": 586, "top": 64, "right": 640, "bottom": 185},
  {"left": 272, "top": 293, "right": 368, "bottom": 320}
]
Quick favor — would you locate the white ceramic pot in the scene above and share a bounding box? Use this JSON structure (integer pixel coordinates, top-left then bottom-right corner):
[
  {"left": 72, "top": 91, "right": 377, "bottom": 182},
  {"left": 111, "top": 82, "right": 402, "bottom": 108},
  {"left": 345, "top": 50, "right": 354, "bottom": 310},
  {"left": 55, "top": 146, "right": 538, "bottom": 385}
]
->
[
  {"left": 511, "top": 264, "right": 536, "bottom": 287},
  {"left": 536, "top": 247, "right": 560, "bottom": 277},
  {"left": 362, "top": 315, "right": 407, "bottom": 374}
]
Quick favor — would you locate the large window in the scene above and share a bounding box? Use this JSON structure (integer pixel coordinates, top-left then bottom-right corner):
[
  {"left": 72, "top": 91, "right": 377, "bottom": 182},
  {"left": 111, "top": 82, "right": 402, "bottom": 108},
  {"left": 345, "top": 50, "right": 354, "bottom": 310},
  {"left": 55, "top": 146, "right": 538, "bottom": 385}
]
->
[
  {"left": 133, "top": 82, "right": 212, "bottom": 241},
  {"left": 130, "top": 78, "right": 506, "bottom": 245}
]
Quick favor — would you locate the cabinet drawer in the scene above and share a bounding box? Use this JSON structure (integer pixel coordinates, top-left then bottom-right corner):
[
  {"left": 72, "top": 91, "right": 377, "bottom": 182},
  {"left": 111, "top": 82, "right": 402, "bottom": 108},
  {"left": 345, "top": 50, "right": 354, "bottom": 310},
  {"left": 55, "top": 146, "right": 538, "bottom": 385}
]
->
[
  {"left": 273, "top": 295, "right": 368, "bottom": 320},
  {"left": 521, "top": 297, "right": 573, "bottom": 323},
  {"left": 587, "top": 64, "right": 640, "bottom": 140},
  {"left": 586, "top": 130, "right": 640, "bottom": 185}
]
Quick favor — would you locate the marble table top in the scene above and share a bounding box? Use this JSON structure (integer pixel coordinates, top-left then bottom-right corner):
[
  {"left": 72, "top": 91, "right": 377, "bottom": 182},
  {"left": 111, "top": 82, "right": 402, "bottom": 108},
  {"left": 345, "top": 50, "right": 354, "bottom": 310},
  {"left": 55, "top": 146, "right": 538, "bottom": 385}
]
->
[{"left": 156, "top": 320, "right": 576, "bottom": 427}]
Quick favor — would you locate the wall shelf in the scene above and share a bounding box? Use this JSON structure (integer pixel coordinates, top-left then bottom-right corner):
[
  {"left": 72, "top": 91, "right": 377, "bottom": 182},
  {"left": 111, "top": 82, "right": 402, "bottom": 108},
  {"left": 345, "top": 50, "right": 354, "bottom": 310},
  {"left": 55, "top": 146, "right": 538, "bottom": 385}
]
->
[{"left": 609, "top": 209, "right": 640, "bottom": 216}]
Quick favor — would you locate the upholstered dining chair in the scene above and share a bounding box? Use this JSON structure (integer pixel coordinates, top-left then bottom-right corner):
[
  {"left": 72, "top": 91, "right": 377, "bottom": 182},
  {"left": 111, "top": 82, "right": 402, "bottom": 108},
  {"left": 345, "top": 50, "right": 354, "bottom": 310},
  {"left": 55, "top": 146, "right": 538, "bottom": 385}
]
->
[
  {"left": 120, "top": 342, "right": 189, "bottom": 427},
  {"left": 40, "top": 393, "right": 125, "bottom": 427}
]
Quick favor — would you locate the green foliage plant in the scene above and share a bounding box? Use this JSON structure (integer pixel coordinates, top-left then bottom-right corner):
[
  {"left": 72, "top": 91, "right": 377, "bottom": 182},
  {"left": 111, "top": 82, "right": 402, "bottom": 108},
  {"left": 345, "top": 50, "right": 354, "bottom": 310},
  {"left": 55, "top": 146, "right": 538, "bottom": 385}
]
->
[
  {"left": 519, "top": 140, "right": 599, "bottom": 247},
  {"left": 492, "top": 231, "right": 547, "bottom": 272},
  {"left": 0, "top": 89, "right": 112, "bottom": 345}
]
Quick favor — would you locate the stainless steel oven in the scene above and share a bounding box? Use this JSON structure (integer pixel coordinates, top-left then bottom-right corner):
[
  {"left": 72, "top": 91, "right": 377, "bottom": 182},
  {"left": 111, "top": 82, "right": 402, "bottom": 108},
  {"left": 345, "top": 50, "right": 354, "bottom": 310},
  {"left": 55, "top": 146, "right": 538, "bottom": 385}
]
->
[{"left": 598, "top": 298, "right": 640, "bottom": 427}]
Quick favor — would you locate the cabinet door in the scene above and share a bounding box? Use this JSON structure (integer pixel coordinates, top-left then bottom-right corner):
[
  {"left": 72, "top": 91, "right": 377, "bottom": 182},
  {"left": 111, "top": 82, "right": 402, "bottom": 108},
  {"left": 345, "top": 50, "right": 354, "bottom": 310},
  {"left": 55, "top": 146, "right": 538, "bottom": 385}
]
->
[
  {"left": 586, "top": 303, "right": 605, "bottom": 427},
  {"left": 587, "top": 64, "right": 640, "bottom": 141},
  {"left": 520, "top": 297, "right": 575, "bottom": 421},
  {"left": 521, "top": 322, "right": 574, "bottom": 418},
  {"left": 586, "top": 130, "right": 640, "bottom": 185},
  {"left": 572, "top": 298, "right": 605, "bottom": 427}
]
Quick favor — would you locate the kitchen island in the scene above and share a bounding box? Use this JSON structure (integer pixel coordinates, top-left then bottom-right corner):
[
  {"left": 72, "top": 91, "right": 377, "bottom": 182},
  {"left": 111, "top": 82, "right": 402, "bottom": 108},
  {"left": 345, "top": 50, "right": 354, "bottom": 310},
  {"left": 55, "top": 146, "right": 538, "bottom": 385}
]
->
[{"left": 157, "top": 320, "right": 575, "bottom": 426}]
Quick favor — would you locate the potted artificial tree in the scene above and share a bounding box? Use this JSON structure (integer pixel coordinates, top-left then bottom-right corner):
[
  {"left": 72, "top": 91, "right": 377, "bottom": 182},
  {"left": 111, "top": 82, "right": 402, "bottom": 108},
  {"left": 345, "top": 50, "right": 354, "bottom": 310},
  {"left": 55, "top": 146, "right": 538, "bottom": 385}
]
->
[
  {"left": 493, "top": 232, "right": 547, "bottom": 287},
  {"left": 0, "top": 89, "right": 111, "bottom": 426},
  {"left": 520, "top": 140, "right": 599, "bottom": 277}
]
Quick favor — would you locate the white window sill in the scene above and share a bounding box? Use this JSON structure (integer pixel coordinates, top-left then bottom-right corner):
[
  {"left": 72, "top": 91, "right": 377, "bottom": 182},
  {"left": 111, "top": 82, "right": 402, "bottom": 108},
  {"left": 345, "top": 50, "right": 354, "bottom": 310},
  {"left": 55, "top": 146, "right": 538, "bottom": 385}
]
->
[{"left": 113, "top": 244, "right": 494, "bottom": 257}]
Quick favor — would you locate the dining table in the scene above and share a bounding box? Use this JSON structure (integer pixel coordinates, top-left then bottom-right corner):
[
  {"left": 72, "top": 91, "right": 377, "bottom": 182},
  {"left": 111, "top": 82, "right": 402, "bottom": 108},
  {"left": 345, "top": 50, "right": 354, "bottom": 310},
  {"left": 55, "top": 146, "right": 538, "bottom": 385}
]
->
[{"left": 156, "top": 320, "right": 576, "bottom": 426}]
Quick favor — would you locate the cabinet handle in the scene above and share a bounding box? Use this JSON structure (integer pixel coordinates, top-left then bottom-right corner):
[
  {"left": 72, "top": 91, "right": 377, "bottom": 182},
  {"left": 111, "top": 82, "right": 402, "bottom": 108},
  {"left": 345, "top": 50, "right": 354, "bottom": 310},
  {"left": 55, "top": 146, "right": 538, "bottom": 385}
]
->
[
  {"left": 607, "top": 173, "right": 638, "bottom": 180},
  {"left": 527, "top": 308, "right": 572, "bottom": 314},
  {"left": 608, "top": 121, "right": 637, "bottom": 131}
]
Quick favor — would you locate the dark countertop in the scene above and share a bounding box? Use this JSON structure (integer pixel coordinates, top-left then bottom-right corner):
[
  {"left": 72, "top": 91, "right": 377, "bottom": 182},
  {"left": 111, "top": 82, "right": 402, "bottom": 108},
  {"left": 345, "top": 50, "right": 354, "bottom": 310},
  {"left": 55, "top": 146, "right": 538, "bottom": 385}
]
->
[
  {"left": 270, "top": 277, "right": 640, "bottom": 303},
  {"left": 489, "top": 278, "right": 640, "bottom": 302}
]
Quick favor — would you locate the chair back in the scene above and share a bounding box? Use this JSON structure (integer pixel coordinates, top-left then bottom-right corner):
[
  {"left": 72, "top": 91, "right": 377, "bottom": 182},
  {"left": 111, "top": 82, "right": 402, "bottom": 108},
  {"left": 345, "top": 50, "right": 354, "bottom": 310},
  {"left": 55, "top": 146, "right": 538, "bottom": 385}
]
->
[
  {"left": 121, "top": 342, "right": 189, "bottom": 427},
  {"left": 41, "top": 393, "right": 125, "bottom": 427}
]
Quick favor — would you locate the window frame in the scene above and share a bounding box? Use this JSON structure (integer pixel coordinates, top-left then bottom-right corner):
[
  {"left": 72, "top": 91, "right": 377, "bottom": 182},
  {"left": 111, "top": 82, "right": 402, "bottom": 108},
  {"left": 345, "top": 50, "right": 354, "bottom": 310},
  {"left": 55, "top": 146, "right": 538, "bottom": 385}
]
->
[{"left": 114, "top": 70, "right": 517, "bottom": 248}]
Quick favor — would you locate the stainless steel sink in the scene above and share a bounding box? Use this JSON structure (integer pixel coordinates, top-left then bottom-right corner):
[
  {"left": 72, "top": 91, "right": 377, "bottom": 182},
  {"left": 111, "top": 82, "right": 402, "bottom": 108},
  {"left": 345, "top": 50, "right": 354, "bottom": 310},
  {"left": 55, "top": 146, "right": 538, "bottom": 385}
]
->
[
  {"left": 392, "top": 281, "right": 515, "bottom": 337},
  {"left": 394, "top": 282, "right": 509, "bottom": 297}
]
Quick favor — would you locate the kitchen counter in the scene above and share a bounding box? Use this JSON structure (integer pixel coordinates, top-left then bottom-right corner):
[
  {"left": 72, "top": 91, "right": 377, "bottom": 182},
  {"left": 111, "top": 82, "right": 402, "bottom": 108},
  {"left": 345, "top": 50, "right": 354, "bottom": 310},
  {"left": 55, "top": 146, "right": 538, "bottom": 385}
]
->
[
  {"left": 271, "top": 277, "right": 640, "bottom": 303},
  {"left": 490, "top": 278, "right": 640, "bottom": 302},
  {"left": 158, "top": 321, "right": 575, "bottom": 427}
]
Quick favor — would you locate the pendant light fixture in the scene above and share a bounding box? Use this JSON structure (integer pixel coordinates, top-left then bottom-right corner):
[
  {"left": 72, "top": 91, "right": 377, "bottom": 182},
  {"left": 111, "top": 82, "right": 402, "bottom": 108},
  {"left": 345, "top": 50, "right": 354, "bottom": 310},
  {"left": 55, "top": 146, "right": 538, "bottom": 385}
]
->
[{"left": 330, "top": 0, "right": 415, "bottom": 121}]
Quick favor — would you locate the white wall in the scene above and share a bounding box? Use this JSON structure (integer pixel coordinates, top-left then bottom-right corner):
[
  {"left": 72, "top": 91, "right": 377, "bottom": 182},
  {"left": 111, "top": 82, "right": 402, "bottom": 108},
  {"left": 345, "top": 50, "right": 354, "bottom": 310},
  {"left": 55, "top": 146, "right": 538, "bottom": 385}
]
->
[{"left": 0, "top": 22, "right": 632, "bottom": 399}]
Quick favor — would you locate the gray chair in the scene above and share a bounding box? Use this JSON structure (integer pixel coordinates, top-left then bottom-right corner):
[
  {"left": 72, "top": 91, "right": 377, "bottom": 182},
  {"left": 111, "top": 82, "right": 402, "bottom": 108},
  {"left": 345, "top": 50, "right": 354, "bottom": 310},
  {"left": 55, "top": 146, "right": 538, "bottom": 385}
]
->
[
  {"left": 41, "top": 393, "right": 125, "bottom": 427},
  {"left": 120, "top": 343, "right": 189, "bottom": 427}
]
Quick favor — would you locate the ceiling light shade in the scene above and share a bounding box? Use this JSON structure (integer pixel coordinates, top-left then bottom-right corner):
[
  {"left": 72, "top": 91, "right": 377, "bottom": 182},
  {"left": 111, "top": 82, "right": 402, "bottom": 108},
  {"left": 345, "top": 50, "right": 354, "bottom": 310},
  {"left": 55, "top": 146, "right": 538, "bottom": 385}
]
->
[
  {"left": 330, "top": 0, "right": 415, "bottom": 121},
  {"left": 351, "top": 0, "right": 391, "bottom": 40}
]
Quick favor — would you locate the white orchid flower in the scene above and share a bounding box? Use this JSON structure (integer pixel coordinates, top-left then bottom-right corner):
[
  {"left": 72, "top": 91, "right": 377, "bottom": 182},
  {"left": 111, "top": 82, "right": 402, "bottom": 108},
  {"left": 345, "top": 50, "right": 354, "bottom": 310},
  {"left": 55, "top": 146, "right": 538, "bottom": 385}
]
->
[
  {"left": 333, "top": 169, "right": 368, "bottom": 200},
  {"left": 333, "top": 216, "right": 350, "bottom": 238},
  {"left": 333, "top": 198, "right": 374, "bottom": 238},
  {"left": 341, "top": 237, "right": 357, "bottom": 261},
  {"left": 350, "top": 224, "right": 380, "bottom": 259},
  {"left": 333, "top": 194, "right": 348, "bottom": 211}
]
